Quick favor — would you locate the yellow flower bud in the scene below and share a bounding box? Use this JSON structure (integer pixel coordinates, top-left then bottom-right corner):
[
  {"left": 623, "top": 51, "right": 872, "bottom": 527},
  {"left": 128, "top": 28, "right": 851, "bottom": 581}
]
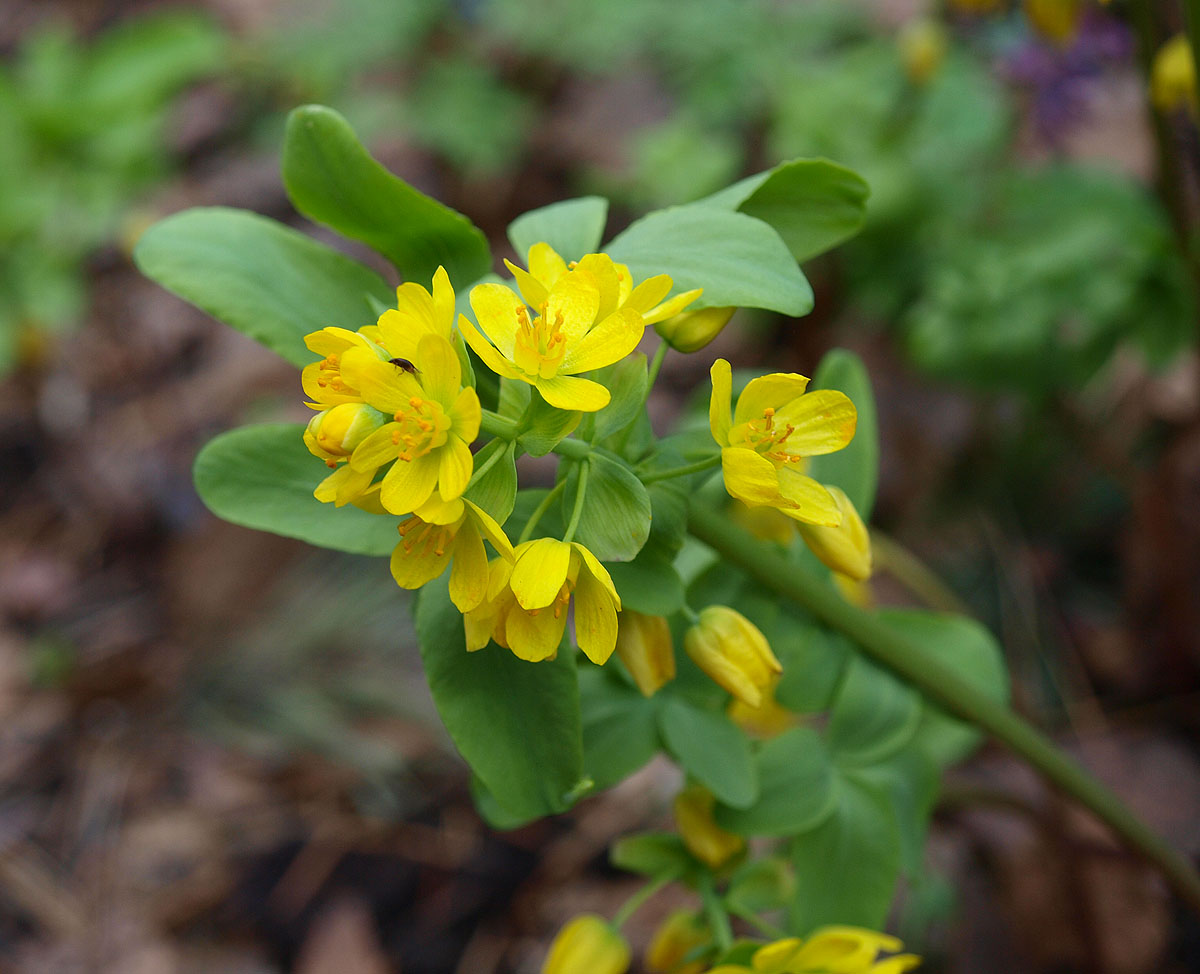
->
[
  {"left": 655, "top": 306, "right": 736, "bottom": 353},
  {"left": 796, "top": 486, "right": 871, "bottom": 582},
  {"left": 304, "top": 403, "right": 386, "bottom": 461},
  {"left": 729, "top": 499, "right": 794, "bottom": 545},
  {"left": 898, "top": 18, "right": 947, "bottom": 85},
  {"left": 684, "top": 606, "right": 782, "bottom": 708},
  {"left": 615, "top": 611, "right": 676, "bottom": 696},
  {"left": 646, "top": 909, "right": 709, "bottom": 974},
  {"left": 1023, "top": 0, "right": 1083, "bottom": 46},
  {"left": 727, "top": 677, "right": 797, "bottom": 739},
  {"left": 674, "top": 784, "right": 745, "bottom": 870},
  {"left": 542, "top": 914, "right": 630, "bottom": 974},
  {"left": 1152, "top": 35, "right": 1197, "bottom": 117}
]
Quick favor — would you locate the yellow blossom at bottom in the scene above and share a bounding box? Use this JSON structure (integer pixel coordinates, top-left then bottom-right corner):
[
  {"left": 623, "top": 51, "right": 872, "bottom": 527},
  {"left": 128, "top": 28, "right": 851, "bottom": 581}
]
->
[
  {"left": 615, "top": 610, "right": 676, "bottom": 696},
  {"left": 542, "top": 914, "right": 630, "bottom": 974},
  {"left": 674, "top": 784, "right": 744, "bottom": 870},
  {"left": 646, "top": 909, "right": 709, "bottom": 974},
  {"left": 706, "top": 926, "right": 919, "bottom": 974}
]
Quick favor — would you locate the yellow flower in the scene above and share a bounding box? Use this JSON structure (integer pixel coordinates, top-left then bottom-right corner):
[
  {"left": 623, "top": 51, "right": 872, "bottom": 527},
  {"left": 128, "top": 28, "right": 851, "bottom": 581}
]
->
[
  {"left": 304, "top": 402, "right": 388, "bottom": 463},
  {"left": 727, "top": 676, "right": 798, "bottom": 740},
  {"left": 796, "top": 486, "right": 872, "bottom": 582},
  {"left": 684, "top": 606, "right": 782, "bottom": 708},
  {"left": 1023, "top": 0, "right": 1083, "bottom": 46},
  {"left": 459, "top": 244, "right": 697, "bottom": 411},
  {"left": 1153, "top": 35, "right": 1197, "bottom": 117},
  {"left": 709, "top": 359, "right": 857, "bottom": 527},
  {"left": 334, "top": 332, "right": 480, "bottom": 514},
  {"left": 656, "top": 306, "right": 736, "bottom": 353},
  {"left": 615, "top": 610, "right": 676, "bottom": 696},
  {"left": 390, "top": 497, "right": 513, "bottom": 612},
  {"left": 674, "top": 784, "right": 744, "bottom": 870},
  {"left": 465, "top": 539, "right": 622, "bottom": 663},
  {"left": 646, "top": 909, "right": 709, "bottom": 974},
  {"left": 706, "top": 927, "right": 919, "bottom": 974},
  {"left": 898, "top": 19, "right": 947, "bottom": 85},
  {"left": 542, "top": 914, "right": 630, "bottom": 974}
]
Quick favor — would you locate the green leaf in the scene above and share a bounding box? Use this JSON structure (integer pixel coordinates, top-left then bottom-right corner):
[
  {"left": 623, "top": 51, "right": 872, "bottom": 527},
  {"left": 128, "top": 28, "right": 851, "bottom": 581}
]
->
[
  {"left": 564, "top": 451, "right": 652, "bottom": 562},
  {"left": 592, "top": 353, "right": 648, "bottom": 442},
  {"left": 878, "top": 610, "right": 1009, "bottom": 767},
  {"left": 135, "top": 207, "right": 391, "bottom": 367},
  {"left": 282, "top": 105, "right": 491, "bottom": 287},
  {"left": 808, "top": 349, "right": 879, "bottom": 519},
  {"left": 849, "top": 749, "right": 940, "bottom": 875},
  {"left": 508, "top": 196, "right": 609, "bottom": 262},
  {"left": 606, "top": 543, "right": 685, "bottom": 615},
  {"left": 465, "top": 438, "right": 517, "bottom": 524},
  {"left": 578, "top": 665, "right": 660, "bottom": 790},
  {"left": 788, "top": 774, "right": 902, "bottom": 934},
  {"left": 518, "top": 391, "right": 581, "bottom": 456},
  {"left": 771, "top": 620, "right": 851, "bottom": 714},
  {"left": 726, "top": 858, "right": 795, "bottom": 914},
  {"left": 700, "top": 159, "right": 869, "bottom": 263},
  {"left": 470, "top": 775, "right": 540, "bottom": 830},
  {"left": 611, "top": 833, "right": 695, "bottom": 879},
  {"left": 606, "top": 208, "right": 813, "bottom": 316},
  {"left": 415, "top": 575, "right": 584, "bottom": 820},
  {"left": 658, "top": 697, "right": 757, "bottom": 809},
  {"left": 193, "top": 424, "right": 398, "bottom": 556},
  {"left": 715, "top": 728, "right": 836, "bottom": 837},
  {"left": 498, "top": 375, "right": 532, "bottom": 418},
  {"left": 827, "top": 655, "right": 921, "bottom": 767}
]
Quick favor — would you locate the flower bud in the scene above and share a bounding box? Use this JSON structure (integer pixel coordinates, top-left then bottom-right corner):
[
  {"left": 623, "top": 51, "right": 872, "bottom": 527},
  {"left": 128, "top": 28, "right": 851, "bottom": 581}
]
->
[
  {"left": 796, "top": 486, "right": 872, "bottom": 582},
  {"left": 615, "top": 611, "right": 675, "bottom": 697},
  {"left": 684, "top": 606, "right": 781, "bottom": 708},
  {"left": 304, "top": 403, "right": 386, "bottom": 460},
  {"left": 898, "top": 19, "right": 947, "bottom": 85},
  {"left": 674, "top": 784, "right": 745, "bottom": 869},
  {"left": 646, "top": 909, "right": 709, "bottom": 974},
  {"left": 1153, "top": 35, "right": 1197, "bottom": 117},
  {"left": 655, "top": 306, "right": 736, "bottom": 353},
  {"left": 1023, "top": 0, "right": 1083, "bottom": 46},
  {"left": 727, "top": 676, "right": 797, "bottom": 739},
  {"left": 542, "top": 914, "right": 630, "bottom": 974}
]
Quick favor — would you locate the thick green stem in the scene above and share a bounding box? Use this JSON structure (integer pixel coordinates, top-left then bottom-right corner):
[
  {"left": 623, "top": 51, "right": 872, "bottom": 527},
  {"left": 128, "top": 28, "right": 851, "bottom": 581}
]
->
[
  {"left": 700, "top": 874, "right": 733, "bottom": 952},
  {"left": 562, "top": 458, "right": 589, "bottom": 543},
  {"left": 480, "top": 409, "right": 519, "bottom": 440},
  {"left": 518, "top": 480, "right": 565, "bottom": 545},
  {"left": 642, "top": 453, "right": 722, "bottom": 484},
  {"left": 686, "top": 505, "right": 1200, "bottom": 916},
  {"left": 466, "top": 439, "right": 511, "bottom": 490},
  {"left": 645, "top": 340, "right": 669, "bottom": 402},
  {"left": 612, "top": 876, "right": 670, "bottom": 931}
]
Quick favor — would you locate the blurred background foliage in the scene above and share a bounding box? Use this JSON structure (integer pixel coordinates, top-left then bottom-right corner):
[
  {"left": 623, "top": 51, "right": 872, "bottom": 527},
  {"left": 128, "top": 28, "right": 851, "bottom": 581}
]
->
[{"left": 2, "top": 0, "right": 1200, "bottom": 971}]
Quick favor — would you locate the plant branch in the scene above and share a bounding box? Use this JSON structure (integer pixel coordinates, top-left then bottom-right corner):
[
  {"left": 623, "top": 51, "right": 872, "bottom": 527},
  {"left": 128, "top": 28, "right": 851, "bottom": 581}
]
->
[
  {"left": 686, "top": 505, "right": 1200, "bottom": 916},
  {"left": 518, "top": 480, "right": 566, "bottom": 545},
  {"left": 562, "top": 457, "right": 589, "bottom": 543},
  {"left": 642, "top": 453, "right": 722, "bottom": 484}
]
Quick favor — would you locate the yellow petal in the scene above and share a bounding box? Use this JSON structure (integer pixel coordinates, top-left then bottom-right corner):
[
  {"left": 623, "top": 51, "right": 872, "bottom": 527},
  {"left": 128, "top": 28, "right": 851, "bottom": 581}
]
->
[
  {"left": 560, "top": 307, "right": 644, "bottom": 374},
  {"left": 448, "top": 519, "right": 489, "bottom": 612},
  {"left": 572, "top": 253, "right": 621, "bottom": 321},
  {"left": 416, "top": 333, "right": 461, "bottom": 410},
  {"left": 449, "top": 384, "right": 482, "bottom": 442},
  {"left": 486, "top": 555, "right": 515, "bottom": 602},
  {"left": 457, "top": 313, "right": 521, "bottom": 381},
  {"left": 776, "top": 468, "right": 842, "bottom": 526},
  {"left": 340, "top": 346, "right": 422, "bottom": 413},
  {"left": 375, "top": 309, "right": 422, "bottom": 363},
  {"left": 709, "top": 359, "right": 733, "bottom": 445},
  {"left": 469, "top": 282, "right": 525, "bottom": 357},
  {"left": 504, "top": 258, "right": 549, "bottom": 310},
  {"left": 415, "top": 493, "right": 465, "bottom": 524},
  {"left": 510, "top": 537, "right": 571, "bottom": 610},
  {"left": 734, "top": 372, "right": 811, "bottom": 426},
  {"left": 643, "top": 287, "right": 702, "bottom": 325},
  {"left": 466, "top": 500, "right": 514, "bottom": 560},
  {"left": 777, "top": 389, "right": 857, "bottom": 456},
  {"left": 390, "top": 526, "right": 453, "bottom": 590},
  {"left": 751, "top": 938, "right": 805, "bottom": 970},
  {"left": 527, "top": 241, "right": 568, "bottom": 288},
  {"left": 349, "top": 423, "right": 400, "bottom": 472},
  {"left": 721, "top": 446, "right": 785, "bottom": 508},
  {"left": 545, "top": 274, "right": 601, "bottom": 346},
  {"left": 535, "top": 374, "right": 610, "bottom": 411},
  {"left": 504, "top": 603, "right": 567, "bottom": 661},
  {"left": 314, "top": 463, "right": 374, "bottom": 506},
  {"left": 379, "top": 451, "right": 440, "bottom": 514},
  {"left": 573, "top": 542, "right": 621, "bottom": 611},
  {"left": 624, "top": 274, "right": 673, "bottom": 315},
  {"left": 437, "top": 435, "right": 473, "bottom": 501},
  {"left": 574, "top": 568, "right": 619, "bottom": 664},
  {"left": 304, "top": 326, "right": 361, "bottom": 357},
  {"left": 431, "top": 266, "right": 455, "bottom": 336}
]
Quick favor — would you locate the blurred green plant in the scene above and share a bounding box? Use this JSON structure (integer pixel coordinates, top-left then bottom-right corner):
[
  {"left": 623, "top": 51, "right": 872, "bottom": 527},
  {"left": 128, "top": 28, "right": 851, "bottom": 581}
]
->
[{"left": 0, "top": 11, "right": 225, "bottom": 371}]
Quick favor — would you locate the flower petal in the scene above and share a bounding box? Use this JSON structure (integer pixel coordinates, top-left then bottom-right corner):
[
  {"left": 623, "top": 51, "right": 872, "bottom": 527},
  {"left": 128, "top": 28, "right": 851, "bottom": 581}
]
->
[
  {"left": 448, "top": 519, "right": 489, "bottom": 612},
  {"left": 469, "top": 282, "right": 525, "bottom": 357},
  {"left": 340, "top": 346, "right": 422, "bottom": 413},
  {"left": 573, "top": 567, "right": 618, "bottom": 664},
  {"left": 437, "top": 434, "right": 473, "bottom": 501},
  {"left": 776, "top": 468, "right": 842, "bottom": 526},
  {"left": 777, "top": 389, "right": 857, "bottom": 456},
  {"left": 535, "top": 374, "right": 610, "bottom": 412},
  {"left": 510, "top": 537, "right": 571, "bottom": 610},
  {"left": 623, "top": 274, "right": 672, "bottom": 315},
  {"left": 304, "top": 326, "right": 361, "bottom": 357},
  {"left": 504, "top": 258, "right": 549, "bottom": 310},
  {"left": 573, "top": 542, "right": 621, "bottom": 611},
  {"left": 416, "top": 333, "right": 461, "bottom": 408},
  {"left": 390, "top": 526, "right": 453, "bottom": 590},
  {"left": 709, "top": 359, "right": 733, "bottom": 445},
  {"left": 349, "top": 424, "right": 399, "bottom": 472},
  {"left": 457, "top": 313, "right": 521, "bottom": 381},
  {"left": 733, "top": 373, "right": 812, "bottom": 426},
  {"left": 545, "top": 274, "right": 600, "bottom": 346},
  {"left": 379, "top": 451, "right": 439, "bottom": 514},
  {"left": 414, "top": 493, "right": 465, "bottom": 524},
  {"left": 466, "top": 500, "right": 514, "bottom": 560},
  {"left": 721, "top": 447, "right": 786, "bottom": 508},
  {"left": 430, "top": 266, "right": 455, "bottom": 336},
  {"left": 314, "top": 463, "right": 374, "bottom": 506},
  {"left": 643, "top": 288, "right": 702, "bottom": 325},
  {"left": 572, "top": 253, "right": 621, "bottom": 321},
  {"left": 504, "top": 603, "right": 567, "bottom": 662},
  {"left": 449, "top": 385, "right": 482, "bottom": 441},
  {"left": 527, "top": 241, "right": 568, "bottom": 289},
  {"left": 560, "top": 307, "right": 644, "bottom": 374}
]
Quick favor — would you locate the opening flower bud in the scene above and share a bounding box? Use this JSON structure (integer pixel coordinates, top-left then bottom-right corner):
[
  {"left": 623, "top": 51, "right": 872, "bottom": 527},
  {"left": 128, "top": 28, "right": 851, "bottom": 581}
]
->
[
  {"left": 646, "top": 909, "right": 709, "bottom": 974},
  {"left": 541, "top": 914, "right": 630, "bottom": 974},
  {"left": 1153, "top": 35, "right": 1197, "bottom": 117},
  {"left": 684, "top": 606, "right": 782, "bottom": 708},
  {"left": 304, "top": 403, "right": 387, "bottom": 460},
  {"left": 796, "top": 486, "right": 872, "bottom": 582},
  {"left": 655, "top": 306, "right": 736, "bottom": 353},
  {"left": 615, "top": 611, "right": 675, "bottom": 697},
  {"left": 673, "top": 784, "right": 745, "bottom": 870}
]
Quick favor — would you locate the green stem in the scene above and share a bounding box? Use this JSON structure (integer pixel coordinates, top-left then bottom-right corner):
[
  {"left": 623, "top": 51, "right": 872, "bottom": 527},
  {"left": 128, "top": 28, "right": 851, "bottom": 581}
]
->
[
  {"left": 466, "top": 439, "right": 512, "bottom": 490},
  {"left": 612, "top": 876, "right": 670, "bottom": 931},
  {"left": 551, "top": 436, "right": 590, "bottom": 460},
  {"left": 562, "top": 457, "right": 590, "bottom": 543},
  {"left": 645, "top": 340, "right": 669, "bottom": 403},
  {"left": 727, "top": 904, "right": 787, "bottom": 940},
  {"left": 642, "top": 453, "right": 722, "bottom": 484},
  {"left": 686, "top": 505, "right": 1200, "bottom": 917},
  {"left": 700, "top": 874, "right": 733, "bottom": 952},
  {"left": 517, "top": 480, "right": 565, "bottom": 545},
  {"left": 480, "top": 409, "right": 519, "bottom": 440}
]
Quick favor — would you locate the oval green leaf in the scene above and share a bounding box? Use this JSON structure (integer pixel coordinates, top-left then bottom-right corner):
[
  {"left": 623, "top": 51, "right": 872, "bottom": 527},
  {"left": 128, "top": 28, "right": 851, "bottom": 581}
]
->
[
  {"left": 563, "top": 451, "right": 652, "bottom": 562},
  {"left": 658, "top": 697, "right": 757, "bottom": 809},
  {"left": 508, "top": 196, "right": 609, "bottom": 263}
]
